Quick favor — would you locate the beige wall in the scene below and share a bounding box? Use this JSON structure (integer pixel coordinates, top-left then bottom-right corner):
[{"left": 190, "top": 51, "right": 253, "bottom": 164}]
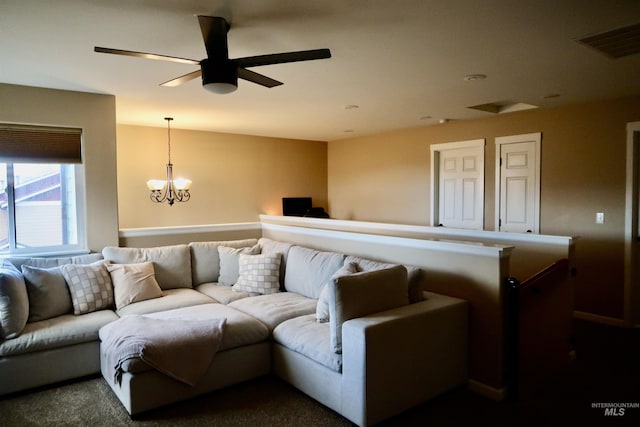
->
[
  {"left": 116, "top": 125, "right": 327, "bottom": 229},
  {"left": 328, "top": 96, "right": 640, "bottom": 319},
  {"left": 0, "top": 84, "right": 119, "bottom": 252}
]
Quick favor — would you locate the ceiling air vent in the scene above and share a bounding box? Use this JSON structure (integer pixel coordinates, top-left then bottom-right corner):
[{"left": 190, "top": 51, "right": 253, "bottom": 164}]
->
[
  {"left": 575, "top": 22, "right": 640, "bottom": 58},
  {"left": 468, "top": 101, "right": 538, "bottom": 114}
]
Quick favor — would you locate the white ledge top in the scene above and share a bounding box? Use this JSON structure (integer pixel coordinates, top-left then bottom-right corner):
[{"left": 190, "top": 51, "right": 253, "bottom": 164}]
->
[{"left": 259, "top": 215, "right": 575, "bottom": 246}]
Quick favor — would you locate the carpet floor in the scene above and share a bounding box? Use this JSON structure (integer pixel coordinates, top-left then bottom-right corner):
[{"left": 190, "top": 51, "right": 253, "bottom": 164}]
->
[{"left": 0, "top": 318, "right": 638, "bottom": 426}]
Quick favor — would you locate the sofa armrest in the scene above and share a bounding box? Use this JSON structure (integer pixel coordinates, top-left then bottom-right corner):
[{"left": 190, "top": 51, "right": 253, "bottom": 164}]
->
[{"left": 340, "top": 292, "right": 468, "bottom": 427}]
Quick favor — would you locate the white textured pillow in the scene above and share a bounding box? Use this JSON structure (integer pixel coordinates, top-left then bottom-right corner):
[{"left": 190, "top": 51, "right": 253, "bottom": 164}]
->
[
  {"left": 329, "top": 265, "right": 408, "bottom": 353},
  {"left": 316, "top": 262, "right": 358, "bottom": 323},
  {"left": 106, "top": 262, "right": 163, "bottom": 309},
  {"left": 218, "top": 244, "right": 261, "bottom": 285},
  {"left": 233, "top": 253, "right": 281, "bottom": 295},
  {"left": 61, "top": 262, "right": 114, "bottom": 315}
]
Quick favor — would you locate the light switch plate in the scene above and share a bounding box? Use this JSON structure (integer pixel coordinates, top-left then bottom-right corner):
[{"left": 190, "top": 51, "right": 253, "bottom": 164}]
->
[{"left": 596, "top": 212, "right": 605, "bottom": 224}]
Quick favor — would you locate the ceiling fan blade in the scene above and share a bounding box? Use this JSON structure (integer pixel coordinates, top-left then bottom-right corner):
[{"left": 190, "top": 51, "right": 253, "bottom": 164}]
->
[
  {"left": 160, "top": 69, "right": 202, "bottom": 87},
  {"left": 237, "top": 68, "right": 283, "bottom": 88},
  {"left": 94, "top": 46, "right": 200, "bottom": 65},
  {"left": 197, "top": 16, "right": 230, "bottom": 61},
  {"left": 236, "top": 48, "right": 331, "bottom": 68}
]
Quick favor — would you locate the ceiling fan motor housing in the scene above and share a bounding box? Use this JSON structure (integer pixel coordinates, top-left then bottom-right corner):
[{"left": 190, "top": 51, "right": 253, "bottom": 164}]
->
[{"left": 201, "top": 58, "right": 238, "bottom": 94}]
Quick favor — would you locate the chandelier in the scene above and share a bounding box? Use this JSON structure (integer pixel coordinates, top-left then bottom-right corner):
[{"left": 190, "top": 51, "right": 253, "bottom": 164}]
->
[{"left": 146, "top": 117, "right": 192, "bottom": 206}]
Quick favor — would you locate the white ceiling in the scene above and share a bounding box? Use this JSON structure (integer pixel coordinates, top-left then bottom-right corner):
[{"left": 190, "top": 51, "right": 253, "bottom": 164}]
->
[{"left": 2, "top": 0, "right": 639, "bottom": 141}]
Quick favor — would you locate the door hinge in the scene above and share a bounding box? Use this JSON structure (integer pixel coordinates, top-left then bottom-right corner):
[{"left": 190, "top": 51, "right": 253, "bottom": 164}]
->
[
  {"left": 499, "top": 218, "right": 502, "bottom": 227},
  {"left": 500, "top": 157, "right": 503, "bottom": 166}
]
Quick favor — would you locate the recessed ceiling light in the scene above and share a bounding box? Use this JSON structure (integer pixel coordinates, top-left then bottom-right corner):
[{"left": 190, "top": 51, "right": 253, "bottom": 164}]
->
[
  {"left": 439, "top": 119, "right": 450, "bottom": 124},
  {"left": 420, "top": 115, "right": 432, "bottom": 120},
  {"left": 463, "top": 74, "right": 487, "bottom": 81},
  {"left": 344, "top": 104, "right": 359, "bottom": 110}
]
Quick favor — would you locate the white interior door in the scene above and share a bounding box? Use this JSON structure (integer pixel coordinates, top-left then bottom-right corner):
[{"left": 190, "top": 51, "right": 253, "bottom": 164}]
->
[
  {"left": 431, "top": 139, "right": 484, "bottom": 229},
  {"left": 495, "top": 133, "right": 541, "bottom": 233}
]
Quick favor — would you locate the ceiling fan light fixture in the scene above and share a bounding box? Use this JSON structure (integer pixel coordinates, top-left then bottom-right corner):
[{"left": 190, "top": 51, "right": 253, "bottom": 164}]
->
[{"left": 201, "top": 59, "right": 237, "bottom": 94}]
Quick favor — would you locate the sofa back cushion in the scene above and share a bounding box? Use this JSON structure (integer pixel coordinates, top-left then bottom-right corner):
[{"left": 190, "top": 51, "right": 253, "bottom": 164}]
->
[
  {"left": 0, "top": 260, "right": 29, "bottom": 339},
  {"left": 284, "top": 246, "right": 344, "bottom": 299},
  {"left": 102, "top": 245, "right": 192, "bottom": 290},
  {"left": 6, "top": 253, "right": 104, "bottom": 270},
  {"left": 329, "top": 265, "right": 409, "bottom": 353},
  {"left": 344, "top": 255, "right": 426, "bottom": 303},
  {"left": 188, "top": 239, "right": 259, "bottom": 285}
]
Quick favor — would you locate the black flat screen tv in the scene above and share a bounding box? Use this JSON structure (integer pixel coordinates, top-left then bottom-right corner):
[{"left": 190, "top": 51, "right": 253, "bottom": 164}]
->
[{"left": 282, "top": 197, "right": 312, "bottom": 217}]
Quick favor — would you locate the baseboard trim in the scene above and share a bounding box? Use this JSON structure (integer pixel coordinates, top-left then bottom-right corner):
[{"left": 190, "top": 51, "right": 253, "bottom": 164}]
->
[
  {"left": 467, "top": 379, "right": 506, "bottom": 401},
  {"left": 573, "top": 311, "right": 629, "bottom": 327}
]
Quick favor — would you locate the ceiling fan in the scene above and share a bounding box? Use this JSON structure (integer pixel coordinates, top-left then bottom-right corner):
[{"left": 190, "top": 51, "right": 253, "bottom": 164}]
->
[{"left": 94, "top": 15, "right": 331, "bottom": 94}]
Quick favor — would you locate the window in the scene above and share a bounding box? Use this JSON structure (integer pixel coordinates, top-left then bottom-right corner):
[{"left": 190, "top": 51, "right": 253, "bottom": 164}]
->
[{"left": 0, "top": 124, "right": 85, "bottom": 255}]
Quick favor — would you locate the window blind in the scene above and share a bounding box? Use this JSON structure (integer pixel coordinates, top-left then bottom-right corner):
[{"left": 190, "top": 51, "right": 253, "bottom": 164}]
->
[{"left": 0, "top": 124, "right": 82, "bottom": 164}]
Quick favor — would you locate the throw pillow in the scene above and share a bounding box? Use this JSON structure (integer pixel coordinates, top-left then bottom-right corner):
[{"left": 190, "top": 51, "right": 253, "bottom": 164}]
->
[
  {"left": 61, "top": 262, "right": 114, "bottom": 315},
  {"left": 344, "top": 255, "right": 425, "bottom": 303},
  {"left": 316, "top": 262, "right": 358, "bottom": 323},
  {"left": 21, "top": 265, "right": 72, "bottom": 322},
  {"left": 329, "top": 265, "right": 409, "bottom": 353},
  {"left": 232, "top": 253, "right": 281, "bottom": 295},
  {"left": 0, "top": 261, "right": 29, "bottom": 339},
  {"left": 218, "top": 244, "right": 261, "bottom": 285},
  {"left": 106, "top": 262, "right": 163, "bottom": 310}
]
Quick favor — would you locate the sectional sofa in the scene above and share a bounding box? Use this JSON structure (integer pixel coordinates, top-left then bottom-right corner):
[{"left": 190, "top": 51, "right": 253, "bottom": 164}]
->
[{"left": 0, "top": 237, "right": 468, "bottom": 426}]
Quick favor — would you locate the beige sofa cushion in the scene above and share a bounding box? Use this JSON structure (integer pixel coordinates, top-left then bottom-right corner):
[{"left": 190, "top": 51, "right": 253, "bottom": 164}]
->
[
  {"left": 188, "top": 239, "right": 259, "bottom": 286},
  {"left": 273, "top": 314, "right": 341, "bottom": 372},
  {"left": 102, "top": 245, "right": 192, "bottom": 290},
  {"left": 329, "top": 265, "right": 408, "bottom": 353},
  {"left": 115, "top": 288, "right": 215, "bottom": 316},
  {"left": 0, "top": 310, "right": 118, "bottom": 357},
  {"left": 229, "top": 292, "right": 317, "bottom": 332},
  {"left": 284, "top": 246, "right": 344, "bottom": 299},
  {"left": 195, "top": 282, "right": 257, "bottom": 304}
]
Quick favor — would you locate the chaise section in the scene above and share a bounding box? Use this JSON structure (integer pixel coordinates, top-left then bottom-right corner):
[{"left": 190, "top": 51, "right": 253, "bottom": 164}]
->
[{"left": 100, "top": 303, "right": 271, "bottom": 415}]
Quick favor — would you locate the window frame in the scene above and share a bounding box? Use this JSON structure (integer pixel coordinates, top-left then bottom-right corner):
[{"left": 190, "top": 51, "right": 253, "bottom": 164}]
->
[{"left": 0, "top": 123, "right": 88, "bottom": 256}]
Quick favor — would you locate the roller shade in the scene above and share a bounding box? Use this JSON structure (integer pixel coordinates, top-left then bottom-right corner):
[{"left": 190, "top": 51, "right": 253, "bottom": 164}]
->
[{"left": 0, "top": 124, "right": 82, "bottom": 164}]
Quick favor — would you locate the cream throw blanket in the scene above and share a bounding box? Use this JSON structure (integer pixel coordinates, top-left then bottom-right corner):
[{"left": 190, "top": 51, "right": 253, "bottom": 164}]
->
[{"left": 99, "top": 315, "right": 226, "bottom": 386}]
